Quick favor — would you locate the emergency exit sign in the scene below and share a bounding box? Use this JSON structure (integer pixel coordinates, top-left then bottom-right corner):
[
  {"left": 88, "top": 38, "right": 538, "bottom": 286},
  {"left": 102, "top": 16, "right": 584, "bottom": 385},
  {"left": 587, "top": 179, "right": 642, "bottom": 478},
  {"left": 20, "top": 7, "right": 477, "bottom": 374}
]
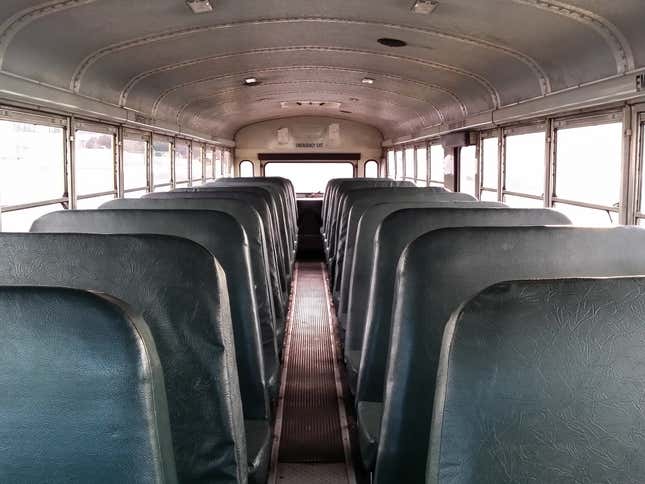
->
[{"left": 637, "top": 73, "right": 645, "bottom": 91}]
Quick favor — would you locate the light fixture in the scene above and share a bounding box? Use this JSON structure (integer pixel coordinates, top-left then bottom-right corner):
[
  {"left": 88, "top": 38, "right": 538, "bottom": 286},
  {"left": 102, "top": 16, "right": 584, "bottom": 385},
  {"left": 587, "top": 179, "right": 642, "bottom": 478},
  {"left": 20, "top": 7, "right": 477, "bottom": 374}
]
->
[
  {"left": 411, "top": 0, "right": 439, "bottom": 14},
  {"left": 362, "top": 77, "right": 375, "bottom": 85},
  {"left": 243, "top": 77, "right": 260, "bottom": 86},
  {"left": 186, "top": 0, "right": 214, "bottom": 14}
]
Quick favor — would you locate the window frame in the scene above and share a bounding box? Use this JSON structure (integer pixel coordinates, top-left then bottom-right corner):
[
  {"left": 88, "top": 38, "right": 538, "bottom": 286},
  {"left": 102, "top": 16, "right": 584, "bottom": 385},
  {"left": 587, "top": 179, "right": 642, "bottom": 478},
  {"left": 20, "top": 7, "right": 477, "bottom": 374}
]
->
[
  {"left": 0, "top": 108, "right": 70, "bottom": 219},
  {"left": 479, "top": 129, "right": 501, "bottom": 201},
  {"left": 364, "top": 159, "right": 379, "bottom": 178},
  {"left": 403, "top": 146, "right": 416, "bottom": 182},
  {"left": 633, "top": 111, "right": 645, "bottom": 223},
  {"left": 191, "top": 141, "right": 204, "bottom": 185},
  {"left": 386, "top": 150, "right": 395, "bottom": 178},
  {"left": 239, "top": 159, "right": 254, "bottom": 177},
  {"left": 173, "top": 138, "right": 191, "bottom": 186},
  {"left": 122, "top": 128, "right": 151, "bottom": 197},
  {"left": 73, "top": 120, "right": 119, "bottom": 206},
  {"left": 458, "top": 144, "right": 478, "bottom": 197},
  {"left": 428, "top": 141, "right": 445, "bottom": 187},
  {"left": 502, "top": 123, "right": 547, "bottom": 206},
  {"left": 394, "top": 149, "right": 404, "bottom": 180},
  {"left": 151, "top": 134, "right": 173, "bottom": 191},
  {"left": 551, "top": 112, "right": 623, "bottom": 222},
  {"left": 414, "top": 143, "right": 428, "bottom": 186}
]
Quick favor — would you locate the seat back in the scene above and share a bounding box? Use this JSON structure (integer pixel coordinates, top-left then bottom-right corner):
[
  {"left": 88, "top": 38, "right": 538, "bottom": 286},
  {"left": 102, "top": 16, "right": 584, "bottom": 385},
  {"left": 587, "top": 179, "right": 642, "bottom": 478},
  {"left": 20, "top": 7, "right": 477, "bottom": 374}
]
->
[
  {"left": 343, "top": 201, "right": 501, "bottom": 377},
  {"left": 209, "top": 177, "right": 297, "bottom": 238},
  {"left": 172, "top": 186, "right": 293, "bottom": 277},
  {"left": 32, "top": 209, "right": 274, "bottom": 415},
  {"left": 428, "top": 277, "right": 645, "bottom": 483},
  {"left": 333, "top": 188, "right": 478, "bottom": 311},
  {"left": 322, "top": 178, "right": 389, "bottom": 235},
  {"left": 322, "top": 178, "right": 361, "bottom": 233},
  {"left": 203, "top": 183, "right": 295, "bottom": 262},
  {"left": 101, "top": 197, "right": 285, "bottom": 347},
  {"left": 381, "top": 225, "right": 645, "bottom": 483},
  {"left": 0, "top": 233, "right": 245, "bottom": 483},
  {"left": 145, "top": 189, "right": 289, "bottom": 304},
  {"left": 325, "top": 180, "right": 412, "bottom": 252},
  {"left": 0, "top": 286, "right": 177, "bottom": 484},
  {"left": 358, "top": 208, "right": 571, "bottom": 406},
  {"left": 340, "top": 198, "right": 505, "bottom": 327}
]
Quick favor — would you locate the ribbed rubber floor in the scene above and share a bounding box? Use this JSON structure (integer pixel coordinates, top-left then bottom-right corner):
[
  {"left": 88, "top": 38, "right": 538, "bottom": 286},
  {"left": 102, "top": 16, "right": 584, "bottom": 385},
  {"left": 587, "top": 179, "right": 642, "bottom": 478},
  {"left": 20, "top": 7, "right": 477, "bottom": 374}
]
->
[{"left": 278, "top": 262, "right": 345, "bottom": 463}]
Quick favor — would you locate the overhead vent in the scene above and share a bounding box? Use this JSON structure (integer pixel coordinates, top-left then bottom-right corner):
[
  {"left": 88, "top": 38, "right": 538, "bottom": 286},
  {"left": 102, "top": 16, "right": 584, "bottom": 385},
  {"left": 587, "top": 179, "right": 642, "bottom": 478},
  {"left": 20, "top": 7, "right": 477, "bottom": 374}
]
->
[
  {"left": 186, "top": 0, "right": 214, "bottom": 14},
  {"left": 411, "top": 0, "right": 439, "bottom": 14},
  {"left": 378, "top": 38, "right": 407, "bottom": 48},
  {"left": 281, "top": 101, "right": 342, "bottom": 109}
]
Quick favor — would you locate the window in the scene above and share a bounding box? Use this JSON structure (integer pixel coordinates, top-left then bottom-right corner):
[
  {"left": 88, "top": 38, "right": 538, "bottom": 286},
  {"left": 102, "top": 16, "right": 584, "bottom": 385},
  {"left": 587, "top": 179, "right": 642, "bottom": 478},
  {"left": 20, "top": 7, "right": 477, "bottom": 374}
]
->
[
  {"left": 429, "top": 144, "right": 444, "bottom": 186},
  {"left": 415, "top": 145, "right": 427, "bottom": 186},
  {"left": 175, "top": 141, "right": 190, "bottom": 187},
  {"left": 223, "top": 150, "right": 232, "bottom": 176},
  {"left": 77, "top": 194, "right": 117, "bottom": 209},
  {"left": 0, "top": 118, "right": 67, "bottom": 231},
  {"left": 264, "top": 162, "right": 353, "bottom": 194},
  {"left": 214, "top": 148, "right": 223, "bottom": 178},
  {"left": 364, "top": 160, "right": 378, "bottom": 178},
  {"left": 640, "top": 120, "right": 645, "bottom": 222},
  {"left": 480, "top": 136, "right": 498, "bottom": 200},
  {"left": 394, "top": 150, "right": 404, "bottom": 180},
  {"left": 2, "top": 203, "right": 65, "bottom": 232},
  {"left": 553, "top": 120, "right": 621, "bottom": 225},
  {"left": 503, "top": 130, "right": 545, "bottom": 206},
  {"left": 204, "top": 147, "right": 214, "bottom": 180},
  {"left": 123, "top": 137, "right": 147, "bottom": 197},
  {"left": 404, "top": 147, "right": 415, "bottom": 180},
  {"left": 387, "top": 150, "right": 395, "bottom": 178},
  {"left": 553, "top": 202, "right": 617, "bottom": 225},
  {"left": 152, "top": 138, "right": 171, "bottom": 190},
  {"left": 459, "top": 146, "right": 477, "bottom": 196},
  {"left": 75, "top": 127, "right": 117, "bottom": 206},
  {"left": 191, "top": 143, "right": 203, "bottom": 186},
  {"left": 503, "top": 195, "right": 545, "bottom": 208},
  {"left": 240, "top": 160, "right": 254, "bottom": 177}
]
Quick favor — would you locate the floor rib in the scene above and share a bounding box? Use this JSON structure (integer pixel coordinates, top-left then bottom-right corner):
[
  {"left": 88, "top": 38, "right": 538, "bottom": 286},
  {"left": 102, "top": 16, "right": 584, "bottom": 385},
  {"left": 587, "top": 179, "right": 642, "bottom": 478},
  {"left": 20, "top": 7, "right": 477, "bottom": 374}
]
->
[{"left": 278, "top": 262, "right": 345, "bottom": 462}]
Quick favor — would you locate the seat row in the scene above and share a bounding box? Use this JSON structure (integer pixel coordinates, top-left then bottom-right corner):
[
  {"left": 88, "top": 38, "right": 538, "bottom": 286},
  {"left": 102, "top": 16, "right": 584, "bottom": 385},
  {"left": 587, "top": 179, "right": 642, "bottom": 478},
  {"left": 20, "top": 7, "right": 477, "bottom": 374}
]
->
[
  {"left": 322, "top": 177, "right": 645, "bottom": 483},
  {"left": 1, "top": 177, "right": 297, "bottom": 484}
]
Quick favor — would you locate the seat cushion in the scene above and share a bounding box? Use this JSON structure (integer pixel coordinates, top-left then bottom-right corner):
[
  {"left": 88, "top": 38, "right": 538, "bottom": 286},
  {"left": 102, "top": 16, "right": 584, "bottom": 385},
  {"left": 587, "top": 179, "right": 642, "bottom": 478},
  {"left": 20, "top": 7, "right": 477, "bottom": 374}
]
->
[
  {"left": 358, "top": 401, "right": 383, "bottom": 472},
  {"left": 245, "top": 419, "right": 272, "bottom": 484}
]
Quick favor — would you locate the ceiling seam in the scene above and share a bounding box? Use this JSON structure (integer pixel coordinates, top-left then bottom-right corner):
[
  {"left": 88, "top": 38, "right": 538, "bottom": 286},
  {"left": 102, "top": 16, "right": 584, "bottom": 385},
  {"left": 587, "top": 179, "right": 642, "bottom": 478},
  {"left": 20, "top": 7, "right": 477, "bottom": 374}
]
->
[
  {"left": 0, "top": 0, "right": 98, "bottom": 68},
  {"left": 69, "top": 16, "right": 550, "bottom": 96},
  {"left": 176, "top": 79, "right": 442, "bottom": 126},
  {"left": 191, "top": 94, "right": 426, "bottom": 134},
  {"left": 199, "top": 112, "right": 411, "bottom": 140},
  {"left": 118, "top": 46, "right": 501, "bottom": 109},
  {"left": 511, "top": 0, "right": 634, "bottom": 74},
  {"left": 231, "top": 115, "right": 387, "bottom": 142},
  {"left": 150, "top": 66, "right": 467, "bottom": 119},
  {"left": 189, "top": 89, "right": 430, "bottom": 128}
]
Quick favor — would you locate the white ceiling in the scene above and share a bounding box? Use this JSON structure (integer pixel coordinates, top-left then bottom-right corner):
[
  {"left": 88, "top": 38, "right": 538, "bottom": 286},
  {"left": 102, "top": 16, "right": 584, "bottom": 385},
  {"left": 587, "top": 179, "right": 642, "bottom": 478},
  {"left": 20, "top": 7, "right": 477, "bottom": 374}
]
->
[{"left": 0, "top": 0, "right": 643, "bottom": 140}]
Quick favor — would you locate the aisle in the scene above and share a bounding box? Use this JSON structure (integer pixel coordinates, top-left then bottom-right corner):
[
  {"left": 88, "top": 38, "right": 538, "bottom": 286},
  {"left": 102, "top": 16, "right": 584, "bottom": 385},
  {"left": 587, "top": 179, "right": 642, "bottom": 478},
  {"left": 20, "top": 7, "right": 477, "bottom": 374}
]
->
[{"left": 269, "top": 262, "right": 355, "bottom": 484}]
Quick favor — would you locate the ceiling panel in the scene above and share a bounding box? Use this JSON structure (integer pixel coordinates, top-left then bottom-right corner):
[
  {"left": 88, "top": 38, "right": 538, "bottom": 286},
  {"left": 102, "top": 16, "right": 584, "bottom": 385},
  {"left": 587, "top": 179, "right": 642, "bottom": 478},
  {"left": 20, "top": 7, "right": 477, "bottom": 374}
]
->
[{"left": 0, "top": 0, "right": 641, "bottom": 140}]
